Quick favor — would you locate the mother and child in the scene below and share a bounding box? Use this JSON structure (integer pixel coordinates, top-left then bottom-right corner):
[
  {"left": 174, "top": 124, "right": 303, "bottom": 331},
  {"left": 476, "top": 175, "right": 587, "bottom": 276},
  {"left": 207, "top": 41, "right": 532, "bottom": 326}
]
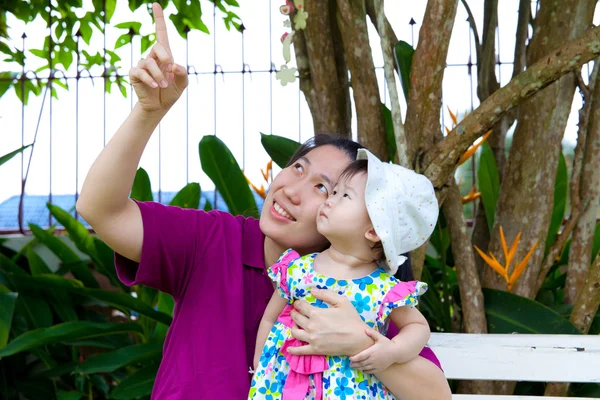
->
[{"left": 76, "top": 3, "right": 452, "bottom": 399}]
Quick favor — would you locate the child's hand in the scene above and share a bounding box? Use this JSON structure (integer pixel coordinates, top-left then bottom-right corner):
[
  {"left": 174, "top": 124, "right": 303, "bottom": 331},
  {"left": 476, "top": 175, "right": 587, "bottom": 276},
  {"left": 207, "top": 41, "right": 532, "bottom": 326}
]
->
[{"left": 349, "top": 328, "right": 397, "bottom": 374}]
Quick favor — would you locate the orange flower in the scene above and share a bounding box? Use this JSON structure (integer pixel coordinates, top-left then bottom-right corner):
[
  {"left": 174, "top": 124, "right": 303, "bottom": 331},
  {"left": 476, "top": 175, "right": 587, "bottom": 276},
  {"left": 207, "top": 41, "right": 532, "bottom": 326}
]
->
[
  {"left": 474, "top": 226, "right": 538, "bottom": 291},
  {"left": 457, "top": 130, "right": 492, "bottom": 166},
  {"left": 461, "top": 186, "right": 481, "bottom": 204},
  {"left": 245, "top": 159, "right": 273, "bottom": 200}
]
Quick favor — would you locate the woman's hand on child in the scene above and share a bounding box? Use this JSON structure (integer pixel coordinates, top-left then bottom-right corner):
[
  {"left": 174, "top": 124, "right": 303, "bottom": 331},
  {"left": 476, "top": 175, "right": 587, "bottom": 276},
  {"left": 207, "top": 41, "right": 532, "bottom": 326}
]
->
[
  {"left": 130, "top": 3, "right": 188, "bottom": 114},
  {"left": 349, "top": 328, "right": 397, "bottom": 374},
  {"left": 286, "top": 288, "right": 373, "bottom": 356}
]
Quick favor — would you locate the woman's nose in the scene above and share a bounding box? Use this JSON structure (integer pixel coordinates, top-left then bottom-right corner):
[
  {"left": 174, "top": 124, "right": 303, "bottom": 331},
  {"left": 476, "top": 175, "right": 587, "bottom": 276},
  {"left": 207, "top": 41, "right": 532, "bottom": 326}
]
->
[{"left": 282, "top": 183, "right": 301, "bottom": 206}]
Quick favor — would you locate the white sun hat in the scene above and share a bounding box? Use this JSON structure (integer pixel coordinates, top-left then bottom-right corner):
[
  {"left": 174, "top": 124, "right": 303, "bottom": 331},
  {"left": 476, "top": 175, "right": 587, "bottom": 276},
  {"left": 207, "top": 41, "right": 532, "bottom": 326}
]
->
[{"left": 357, "top": 148, "right": 439, "bottom": 275}]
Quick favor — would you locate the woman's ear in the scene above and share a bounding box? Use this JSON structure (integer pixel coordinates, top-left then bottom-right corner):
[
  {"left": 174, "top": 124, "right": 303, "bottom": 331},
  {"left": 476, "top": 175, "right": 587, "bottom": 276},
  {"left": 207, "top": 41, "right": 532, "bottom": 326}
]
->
[{"left": 365, "top": 228, "right": 380, "bottom": 244}]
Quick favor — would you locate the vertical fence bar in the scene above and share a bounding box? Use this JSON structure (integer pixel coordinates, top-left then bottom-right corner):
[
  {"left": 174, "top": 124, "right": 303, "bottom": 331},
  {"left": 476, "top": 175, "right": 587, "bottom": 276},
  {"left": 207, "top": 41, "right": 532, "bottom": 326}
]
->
[
  {"left": 19, "top": 33, "right": 27, "bottom": 234},
  {"left": 75, "top": 32, "right": 81, "bottom": 220},
  {"left": 185, "top": 28, "right": 190, "bottom": 183},
  {"left": 213, "top": 3, "right": 218, "bottom": 209},
  {"left": 241, "top": 24, "right": 246, "bottom": 172},
  {"left": 48, "top": 0, "right": 54, "bottom": 227},
  {"left": 103, "top": 0, "right": 107, "bottom": 147},
  {"left": 468, "top": 16, "right": 476, "bottom": 217},
  {"left": 269, "top": 0, "right": 273, "bottom": 136}
]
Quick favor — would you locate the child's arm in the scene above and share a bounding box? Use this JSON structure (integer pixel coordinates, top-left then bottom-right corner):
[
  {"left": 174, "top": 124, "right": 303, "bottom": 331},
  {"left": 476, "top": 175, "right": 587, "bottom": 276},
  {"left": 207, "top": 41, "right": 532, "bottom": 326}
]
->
[
  {"left": 253, "top": 292, "right": 288, "bottom": 370},
  {"left": 349, "top": 306, "right": 430, "bottom": 374}
]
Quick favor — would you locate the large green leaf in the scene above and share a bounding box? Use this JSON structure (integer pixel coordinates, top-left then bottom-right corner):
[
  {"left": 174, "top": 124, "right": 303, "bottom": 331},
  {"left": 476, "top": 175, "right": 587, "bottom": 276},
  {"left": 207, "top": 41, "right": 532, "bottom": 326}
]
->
[
  {"left": 28, "top": 224, "right": 98, "bottom": 288},
  {"left": 553, "top": 304, "right": 600, "bottom": 334},
  {"left": 25, "top": 251, "right": 78, "bottom": 322},
  {"left": 57, "top": 391, "right": 84, "bottom": 400},
  {"left": 16, "top": 294, "right": 52, "bottom": 329},
  {"left": 393, "top": 40, "right": 414, "bottom": 102},
  {"left": 382, "top": 104, "right": 396, "bottom": 161},
  {"left": 592, "top": 221, "right": 600, "bottom": 264},
  {"left": 0, "top": 144, "right": 32, "bottom": 167},
  {"left": 76, "top": 343, "right": 162, "bottom": 374},
  {"left": 483, "top": 288, "right": 581, "bottom": 334},
  {"left": 48, "top": 204, "right": 122, "bottom": 288},
  {"left": 0, "top": 285, "right": 18, "bottom": 347},
  {"left": 260, "top": 133, "right": 301, "bottom": 169},
  {"left": 477, "top": 142, "right": 500, "bottom": 235},
  {"left": 169, "top": 182, "right": 201, "bottom": 209},
  {"left": 130, "top": 168, "right": 153, "bottom": 202},
  {"left": 199, "top": 136, "right": 258, "bottom": 217},
  {"left": 545, "top": 152, "right": 567, "bottom": 254},
  {"left": 109, "top": 363, "right": 159, "bottom": 399},
  {"left": 0, "top": 322, "right": 143, "bottom": 358}
]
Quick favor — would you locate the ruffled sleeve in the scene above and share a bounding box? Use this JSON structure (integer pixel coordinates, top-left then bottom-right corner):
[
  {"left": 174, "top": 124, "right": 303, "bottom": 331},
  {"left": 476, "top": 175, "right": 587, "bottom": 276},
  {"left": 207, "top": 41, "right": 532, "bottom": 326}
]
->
[
  {"left": 378, "top": 280, "right": 428, "bottom": 322},
  {"left": 267, "top": 248, "right": 300, "bottom": 300}
]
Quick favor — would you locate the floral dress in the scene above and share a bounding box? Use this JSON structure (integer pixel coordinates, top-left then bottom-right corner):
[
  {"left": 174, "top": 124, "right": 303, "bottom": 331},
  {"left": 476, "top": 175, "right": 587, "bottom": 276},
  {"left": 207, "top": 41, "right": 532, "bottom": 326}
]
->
[{"left": 248, "top": 249, "right": 428, "bottom": 400}]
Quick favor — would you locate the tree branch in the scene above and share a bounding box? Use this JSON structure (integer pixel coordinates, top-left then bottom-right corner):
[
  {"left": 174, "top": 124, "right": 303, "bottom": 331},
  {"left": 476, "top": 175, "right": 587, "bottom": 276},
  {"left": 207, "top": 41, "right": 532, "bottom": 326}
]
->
[
  {"left": 460, "top": 0, "right": 482, "bottom": 69},
  {"left": 404, "top": 0, "right": 459, "bottom": 167},
  {"left": 335, "top": 0, "right": 387, "bottom": 159},
  {"left": 371, "top": 0, "right": 409, "bottom": 166},
  {"left": 422, "top": 25, "right": 600, "bottom": 188},
  {"left": 512, "top": 0, "right": 530, "bottom": 79}
]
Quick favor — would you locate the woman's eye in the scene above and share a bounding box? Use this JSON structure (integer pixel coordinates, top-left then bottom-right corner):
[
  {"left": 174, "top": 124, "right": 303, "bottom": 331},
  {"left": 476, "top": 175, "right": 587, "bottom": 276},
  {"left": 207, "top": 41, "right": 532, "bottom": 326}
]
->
[
  {"left": 344, "top": 193, "right": 351, "bottom": 199},
  {"left": 294, "top": 163, "right": 303, "bottom": 173},
  {"left": 317, "top": 184, "right": 329, "bottom": 195}
]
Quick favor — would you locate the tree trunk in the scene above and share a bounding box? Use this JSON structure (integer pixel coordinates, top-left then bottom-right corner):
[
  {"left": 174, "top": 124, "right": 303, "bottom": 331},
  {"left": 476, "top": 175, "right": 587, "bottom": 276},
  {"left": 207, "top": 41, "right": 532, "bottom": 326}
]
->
[
  {"left": 335, "top": 0, "right": 387, "bottom": 159},
  {"left": 481, "top": 0, "right": 596, "bottom": 297},
  {"left": 404, "top": 0, "right": 458, "bottom": 167},
  {"left": 295, "top": 0, "right": 352, "bottom": 136},
  {"left": 565, "top": 69, "right": 600, "bottom": 303},
  {"left": 443, "top": 183, "right": 491, "bottom": 394},
  {"left": 544, "top": 254, "right": 600, "bottom": 397}
]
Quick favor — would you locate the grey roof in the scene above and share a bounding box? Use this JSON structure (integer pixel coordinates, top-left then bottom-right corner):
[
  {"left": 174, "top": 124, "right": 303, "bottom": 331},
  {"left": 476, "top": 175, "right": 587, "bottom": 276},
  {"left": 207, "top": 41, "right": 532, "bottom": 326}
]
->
[{"left": 0, "top": 191, "right": 265, "bottom": 230}]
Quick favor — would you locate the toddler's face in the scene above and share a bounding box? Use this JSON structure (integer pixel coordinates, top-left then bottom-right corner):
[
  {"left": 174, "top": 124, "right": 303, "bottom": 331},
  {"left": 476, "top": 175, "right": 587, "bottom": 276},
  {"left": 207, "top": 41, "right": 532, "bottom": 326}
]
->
[{"left": 316, "top": 172, "right": 373, "bottom": 244}]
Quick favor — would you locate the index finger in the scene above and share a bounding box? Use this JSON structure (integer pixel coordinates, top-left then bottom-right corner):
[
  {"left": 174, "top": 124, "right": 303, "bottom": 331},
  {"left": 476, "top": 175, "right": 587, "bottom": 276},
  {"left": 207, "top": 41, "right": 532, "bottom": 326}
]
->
[
  {"left": 153, "top": 3, "right": 170, "bottom": 49},
  {"left": 292, "top": 299, "right": 315, "bottom": 318}
]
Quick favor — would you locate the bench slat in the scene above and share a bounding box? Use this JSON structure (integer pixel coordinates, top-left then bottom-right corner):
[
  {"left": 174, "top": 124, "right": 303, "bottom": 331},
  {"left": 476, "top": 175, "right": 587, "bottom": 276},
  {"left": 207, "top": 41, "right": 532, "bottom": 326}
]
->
[{"left": 428, "top": 333, "right": 600, "bottom": 383}]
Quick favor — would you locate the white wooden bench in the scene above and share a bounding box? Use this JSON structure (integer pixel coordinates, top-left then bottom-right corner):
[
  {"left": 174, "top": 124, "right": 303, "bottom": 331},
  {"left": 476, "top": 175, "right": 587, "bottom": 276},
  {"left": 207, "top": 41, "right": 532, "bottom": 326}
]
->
[{"left": 428, "top": 333, "right": 600, "bottom": 399}]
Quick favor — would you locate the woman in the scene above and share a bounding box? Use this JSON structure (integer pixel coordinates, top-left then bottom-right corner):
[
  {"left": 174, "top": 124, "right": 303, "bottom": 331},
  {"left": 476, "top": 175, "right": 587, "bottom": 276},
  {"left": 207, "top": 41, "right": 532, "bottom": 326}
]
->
[{"left": 76, "top": 4, "right": 451, "bottom": 399}]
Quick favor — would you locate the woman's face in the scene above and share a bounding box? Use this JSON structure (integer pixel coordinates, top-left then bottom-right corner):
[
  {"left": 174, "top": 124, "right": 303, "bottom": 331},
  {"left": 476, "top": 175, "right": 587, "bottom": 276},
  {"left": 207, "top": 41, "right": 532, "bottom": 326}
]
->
[{"left": 260, "top": 145, "right": 352, "bottom": 254}]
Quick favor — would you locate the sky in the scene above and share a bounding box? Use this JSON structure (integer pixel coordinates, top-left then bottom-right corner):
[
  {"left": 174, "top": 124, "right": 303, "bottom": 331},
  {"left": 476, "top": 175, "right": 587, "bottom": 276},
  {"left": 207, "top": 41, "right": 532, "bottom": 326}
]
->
[{"left": 0, "top": 0, "right": 593, "bottom": 206}]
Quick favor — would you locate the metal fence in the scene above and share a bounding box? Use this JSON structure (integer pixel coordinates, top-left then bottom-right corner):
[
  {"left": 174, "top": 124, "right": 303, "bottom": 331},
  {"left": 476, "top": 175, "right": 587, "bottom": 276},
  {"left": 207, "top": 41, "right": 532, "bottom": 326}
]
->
[{"left": 0, "top": 1, "right": 531, "bottom": 234}]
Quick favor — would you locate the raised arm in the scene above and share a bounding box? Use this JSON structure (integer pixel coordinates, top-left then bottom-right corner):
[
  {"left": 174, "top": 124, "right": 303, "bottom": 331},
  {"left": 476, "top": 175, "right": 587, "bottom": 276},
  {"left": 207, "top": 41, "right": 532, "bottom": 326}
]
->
[{"left": 76, "top": 3, "right": 188, "bottom": 261}]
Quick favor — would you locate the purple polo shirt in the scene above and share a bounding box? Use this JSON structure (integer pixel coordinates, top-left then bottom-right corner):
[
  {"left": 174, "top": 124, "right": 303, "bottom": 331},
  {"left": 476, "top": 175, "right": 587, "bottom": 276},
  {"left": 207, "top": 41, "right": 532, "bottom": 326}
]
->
[{"left": 115, "top": 201, "right": 442, "bottom": 399}]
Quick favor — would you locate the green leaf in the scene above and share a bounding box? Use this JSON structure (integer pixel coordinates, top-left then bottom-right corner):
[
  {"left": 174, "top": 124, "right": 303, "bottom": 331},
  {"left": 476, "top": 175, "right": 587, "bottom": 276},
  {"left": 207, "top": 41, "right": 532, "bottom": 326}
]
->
[
  {"left": 0, "top": 285, "right": 18, "bottom": 347},
  {"left": 0, "top": 71, "right": 17, "bottom": 98},
  {"left": 140, "top": 33, "right": 156, "bottom": 54},
  {"left": 16, "top": 295, "right": 52, "bottom": 329},
  {"left": 260, "top": 133, "right": 300, "bottom": 169},
  {"left": 552, "top": 304, "right": 600, "bottom": 334},
  {"left": 109, "top": 363, "right": 159, "bottom": 399},
  {"left": 592, "top": 221, "right": 600, "bottom": 264},
  {"left": 105, "top": 0, "right": 117, "bottom": 23},
  {"left": 382, "top": 104, "right": 396, "bottom": 161},
  {"left": 477, "top": 142, "right": 500, "bottom": 235},
  {"left": 545, "top": 152, "right": 567, "bottom": 254},
  {"left": 0, "top": 322, "right": 143, "bottom": 358},
  {"left": 57, "top": 391, "right": 84, "bottom": 400},
  {"left": 26, "top": 246, "right": 52, "bottom": 276},
  {"left": 79, "top": 20, "right": 93, "bottom": 45},
  {"left": 77, "top": 343, "right": 162, "bottom": 374},
  {"left": 0, "top": 144, "right": 32, "bottom": 167},
  {"left": 169, "top": 183, "right": 201, "bottom": 209},
  {"left": 131, "top": 168, "right": 153, "bottom": 202},
  {"left": 483, "top": 288, "right": 581, "bottom": 334},
  {"left": 28, "top": 224, "right": 99, "bottom": 288},
  {"left": 114, "top": 33, "right": 132, "bottom": 50},
  {"left": 199, "top": 136, "right": 258, "bottom": 217},
  {"left": 114, "top": 22, "right": 142, "bottom": 34},
  {"left": 59, "top": 47, "right": 73, "bottom": 70},
  {"left": 393, "top": 40, "right": 414, "bottom": 102}
]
